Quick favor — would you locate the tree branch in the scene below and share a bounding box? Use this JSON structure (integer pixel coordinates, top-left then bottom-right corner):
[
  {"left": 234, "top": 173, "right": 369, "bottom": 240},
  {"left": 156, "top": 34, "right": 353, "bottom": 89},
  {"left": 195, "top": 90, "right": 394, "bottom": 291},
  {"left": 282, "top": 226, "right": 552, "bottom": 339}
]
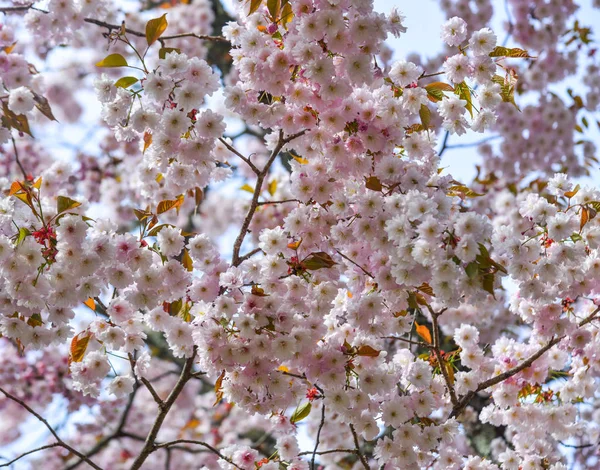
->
[
  {"left": 335, "top": 249, "right": 374, "bottom": 278},
  {"left": 437, "top": 131, "right": 451, "bottom": 158},
  {"left": 154, "top": 440, "right": 242, "bottom": 469},
  {"left": 256, "top": 199, "right": 300, "bottom": 206},
  {"left": 218, "top": 137, "right": 260, "bottom": 175},
  {"left": 450, "top": 306, "right": 600, "bottom": 419},
  {"left": 0, "top": 5, "right": 227, "bottom": 42},
  {"left": 140, "top": 377, "right": 164, "bottom": 406},
  {"left": 0, "top": 387, "right": 102, "bottom": 470},
  {"left": 429, "top": 307, "right": 458, "bottom": 407},
  {"left": 11, "top": 136, "right": 28, "bottom": 180},
  {"left": 299, "top": 448, "right": 357, "bottom": 456},
  {"left": 129, "top": 347, "right": 197, "bottom": 470},
  {"left": 63, "top": 381, "right": 140, "bottom": 470},
  {"left": 0, "top": 443, "right": 61, "bottom": 468},
  {"left": 311, "top": 402, "right": 326, "bottom": 470},
  {"left": 236, "top": 247, "right": 263, "bottom": 265},
  {"left": 383, "top": 336, "right": 433, "bottom": 349},
  {"left": 231, "top": 129, "right": 306, "bottom": 267},
  {"left": 348, "top": 424, "right": 369, "bottom": 470}
]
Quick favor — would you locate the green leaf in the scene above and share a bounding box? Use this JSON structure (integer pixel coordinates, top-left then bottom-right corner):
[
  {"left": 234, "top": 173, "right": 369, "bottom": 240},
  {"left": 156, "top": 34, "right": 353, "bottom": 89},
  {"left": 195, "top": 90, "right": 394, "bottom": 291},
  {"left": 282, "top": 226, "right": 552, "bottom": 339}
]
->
[
  {"left": 96, "top": 53, "right": 128, "bottom": 68},
  {"left": 588, "top": 201, "right": 600, "bottom": 212},
  {"left": 465, "top": 262, "right": 479, "bottom": 278},
  {"left": 419, "top": 103, "right": 431, "bottom": 128},
  {"left": 249, "top": 0, "right": 262, "bottom": 15},
  {"left": 182, "top": 248, "right": 193, "bottom": 272},
  {"left": 146, "top": 14, "right": 168, "bottom": 46},
  {"left": 425, "top": 82, "right": 454, "bottom": 103},
  {"left": 27, "top": 313, "right": 43, "bottom": 328},
  {"left": 280, "top": 1, "right": 293, "bottom": 28},
  {"left": 492, "top": 74, "right": 520, "bottom": 111},
  {"left": 454, "top": 82, "right": 473, "bottom": 118},
  {"left": 114, "top": 76, "right": 138, "bottom": 89},
  {"left": 481, "top": 272, "right": 496, "bottom": 298},
  {"left": 447, "top": 184, "right": 484, "bottom": 198},
  {"left": 57, "top": 195, "right": 82, "bottom": 214},
  {"left": 488, "top": 46, "right": 533, "bottom": 58},
  {"left": 159, "top": 47, "right": 181, "bottom": 59},
  {"left": 147, "top": 223, "right": 175, "bottom": 237},
  {"left": 267, "top": 0, "right": 281, "bottom": 20},
  {"left": 268, "top": 179, "right": 277, "bottom": 196},
  {"left": 302, "top": 252, "right": 336, "bottom": 270},
  {"left": 290, "top": 401, "right": 312, "bottom": 424},
  {"left": 16, "top": 227, "right": 30, "bottom": 245}
]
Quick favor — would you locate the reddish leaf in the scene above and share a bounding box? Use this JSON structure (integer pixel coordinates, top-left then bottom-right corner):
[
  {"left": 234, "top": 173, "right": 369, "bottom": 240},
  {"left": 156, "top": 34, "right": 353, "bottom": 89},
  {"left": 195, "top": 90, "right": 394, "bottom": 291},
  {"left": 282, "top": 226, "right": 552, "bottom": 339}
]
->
[{"left": 415, "top": 322, "right": 432, "bottom": 344}]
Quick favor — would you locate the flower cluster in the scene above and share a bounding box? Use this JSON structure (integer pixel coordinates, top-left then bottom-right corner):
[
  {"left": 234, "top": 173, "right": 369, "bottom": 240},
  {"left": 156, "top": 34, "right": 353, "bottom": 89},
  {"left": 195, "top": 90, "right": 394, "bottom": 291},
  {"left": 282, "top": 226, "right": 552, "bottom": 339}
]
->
[{"left": 0, "top": 0, "right": 599, "bottom": 469}]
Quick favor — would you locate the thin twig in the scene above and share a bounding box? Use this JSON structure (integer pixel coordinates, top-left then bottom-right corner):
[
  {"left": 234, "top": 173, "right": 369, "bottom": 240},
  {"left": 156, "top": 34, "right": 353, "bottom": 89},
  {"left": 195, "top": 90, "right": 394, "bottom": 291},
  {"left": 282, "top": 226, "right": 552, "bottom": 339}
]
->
[
  {"left": 559, "top": 440, "right": 599, "bottom": 449},
  {"left": 0, "top": 443, "right": 61, "bottom": 468},
  {"left": 129, "top": 348, "right": 198, "bottom": 470},
  {"left": 231, "top": 129, "right": 306, "bottom": 267},
  {"left": 429, "top": 307, "right": 458, "bottom": 407},
  {"left": 437, "top": 131, "right": 451, "bottom": 158},
  {"left": 0, "top": 6, "right": 227, "bottom": 42},
  {"left": 140, "top": 377, "right": 164, "bottom": 406},
  {"left": 0, "top": 387, "right": 102, "bottom": 470},
  {"left": 299, "top": 448, "right": 358, "bottom": 456},
  {"left": 154, "top": 440, "right": 242, "bottom": 469},
  {"left": 64, "top": 382, "right": 140, "bottom": 470},
  {"left": 445, "top": 135, "right": 501, "bottom": 150},
  {"left": 218, "top": 137, "right": 260, "bottom": 175},
  {"left": 450, "top": 306, "right": 600, "bottom": 419},
  {"left": 335, "top": 250, "right": 374, "bottom": 278},
  {"left": 11, "top": 136, "right": 27, "bottom": 179},
  {"left": 256, "top": 199, "right": 300, "bottom": 206},
  {"left": 236, "top": 247, "right": 263, "bottom": 265},
  {"left": 383, "top": 336, "right": 432, "bottom": 349},
  {"left": 348, "top": 424, "right": 369, "bottom": 470},
  {"left": 311, "top": 402, "right": 326, "bottom": 470}
]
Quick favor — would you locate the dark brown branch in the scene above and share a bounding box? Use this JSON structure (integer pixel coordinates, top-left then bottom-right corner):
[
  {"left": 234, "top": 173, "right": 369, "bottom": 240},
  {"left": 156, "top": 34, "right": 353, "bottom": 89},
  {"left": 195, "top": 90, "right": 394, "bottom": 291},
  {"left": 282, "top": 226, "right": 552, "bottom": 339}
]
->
[
  {"left": 311, "top": 403, "right": 326, "bottom": 470},
  {"left": 63, "top": 382, "right": 140, "bottom": 470},
  {"left": 429, "top": 307, "right": 458, "bottom": 407},
  {"left": 450, "top": 306, "right": 600, "bottom": 419},
  {"left": 383, "top": 336, "right": 433, "bottom": 349},
  {"left": 0, "top": 5, "right": 227, "bottom": 42},
  {"left": 299, "top": 448, "right": 358, "bottom": 456},
  {"left": 0, "top": 443, "right": 61, "bottom": 468},
  {"left": 237, "top": 247, "right": 263, "bottom": 265},
  {"left": 559, "top": 439, "right": 599, "bottom": 449},
  {"left": 218, "top": 137, "right": 260, "bottom": 175},
  {"left": 348, "top": 424, "right": 369, "bottom": 470},
  {"left": 140, "top": 377, "right": 164, "bottom": 406},
  {"left": 257, "top": 199, "right": 300, "bottom": 206},
  {"left": 154, "top": 440, "right": 242, "bottom": 469},
  {"left": 11, "top": 137, "right": 28, "bottom": 179},
  {"left": 437, "top": 131, "right": 451, "bottom": 157},
  {"left": 231, "top": 129, "right": 306, "bottom": 267},
  {"left": 0, "top": 387, "right": 102, "bottom": 470},
  {"left": 418, "top": 71, "right": 445, "bottom": 79},
  {"left": 335, "top": 249, "right": 374, "bottom": 278},
  {"left": 129, "top": 348, "right": 197, "bottom": 470}
]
